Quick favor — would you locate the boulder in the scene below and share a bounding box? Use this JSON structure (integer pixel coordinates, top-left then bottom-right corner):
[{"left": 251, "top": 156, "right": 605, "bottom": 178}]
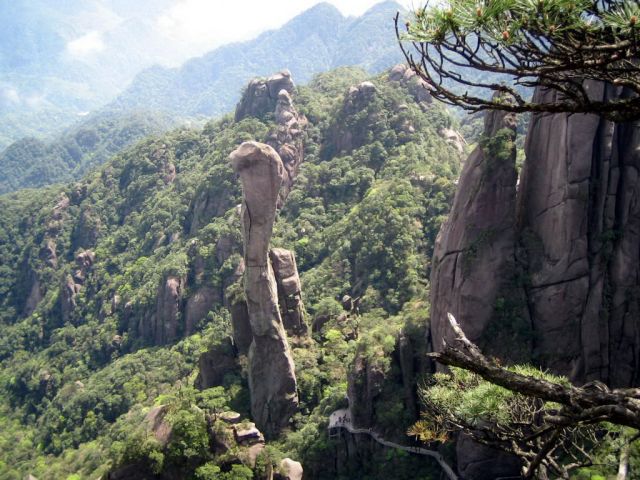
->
[
  {"left": 230, "top": 142, "right": 298, "bottom": 437},
  {"left": 220, "top": 411, "right": 242, "bottom": 424},
  {"left": 233, "top": 422, "right": 263, "bottom": 444},
  {"left": 278, "top": 458, "right": 303, "bottom": 480},
  {"left": 144, "top": 405, "right": 172, "bottom": 446}
]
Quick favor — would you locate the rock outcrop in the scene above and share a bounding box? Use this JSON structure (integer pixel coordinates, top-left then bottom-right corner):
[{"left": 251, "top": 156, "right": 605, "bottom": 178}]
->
[
  {"left": 431, "top": 83, "right": 640, "bottom": 478},
  {"left": 332, "top": 81, "right": 379, "bottom": 153},
  {"left": 235, "top": 70, "right": 295, "bottom": 122},
  {"left": 268, "top": 89, "right": 307, "bottom": 205},
  {"left": 430, "top": 106, "right": 520, "bottom": 357},
  {"left": 236, "top": 70, "right": 307, "bottom": 205},
  {"left": 270, "top": 248, "right": 307, "bottom": 336},
  {"left": 152, "top": 275, "right": 184, "bottom": 345},
  {"left": 277, "top": 458, "right": 304, "bottom": 480},
  {"left": 195, "top": 337, "right": 240, "bottom": 390},
  {"left": 518, "top": 84, "right": 640, "bottom": 387},
  {"left": 230, "top": 141, "right": 298, "bottom": 437},
  {"left": 389, "top": 63, "right": 433, "bottom": 107},
  {"left": 60, "top": 250, "right": 96, "bottom": 323}
]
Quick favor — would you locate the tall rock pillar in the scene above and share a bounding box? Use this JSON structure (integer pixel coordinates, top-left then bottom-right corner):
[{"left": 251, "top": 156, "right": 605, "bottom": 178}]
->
[
  {"left": 230, "top": 141, "right": 298, "bottom": 437},
  {"left": 430, "top": 107, "right": 523, "bottom": 359}
]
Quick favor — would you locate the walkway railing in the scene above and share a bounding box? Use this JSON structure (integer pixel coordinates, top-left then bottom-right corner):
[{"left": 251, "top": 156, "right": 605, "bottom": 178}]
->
[{"left": 328, "top": 409, "right": 459, "bottom": 480}]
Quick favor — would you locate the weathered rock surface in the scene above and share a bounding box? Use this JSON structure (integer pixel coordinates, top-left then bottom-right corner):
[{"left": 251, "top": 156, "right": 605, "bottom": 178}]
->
[
  {"left": 270, "top": 248, "right": 307, "bottom": 336},
  {"left": 439, "top": 127, "right": 467, "bottom": 154},
  {"left": 152, "top": 275, "right": 184, "bottom": 344},
  {"left": 235, "top": 71, "right": 307, "bottom": 206},
  {"left": 230, "top": 141, "right": 298, "bottom": 437},
  {"left": 389, "top": 63, "right": 433, "bottom": 106},
  {"left": 267, "top": 88, "right": 307, "bottom": 205},
  {"left": 235, "top": 70, "right": 295, "bottom": 122},
  {"left": 61, "top": 250, "right": 96, "bottom": 322},
  {"left": 431, "top": 83, "right": 640, "bottom": 475},
  {"left": 233, "top": 422, "right": 263, "bottom": 445},
  {"left": 518, "top": 84, "right": 640, "bottom": 387},
  {"left": 456, "top": 433, "right": 521, "bottom": 480},
  {"left": 331, "top": 81, "right": 380, "bottom": 153},
  {"left": 277, "top": 458, "right": 304, "bottom": 480},
  {"left": 230, "top": 295, "right": 253, "bottom": 355},
  {"left": 430, "top": 107, "right": 519, "bottom": 355},
  {"left": 347, "top": 350, "right": 387, "bottom": 429}
]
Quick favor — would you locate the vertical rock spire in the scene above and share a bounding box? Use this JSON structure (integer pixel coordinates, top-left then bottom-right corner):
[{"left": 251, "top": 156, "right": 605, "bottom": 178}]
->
[{"left": 230, "top": 141, "right": 298, "bottom": 437}]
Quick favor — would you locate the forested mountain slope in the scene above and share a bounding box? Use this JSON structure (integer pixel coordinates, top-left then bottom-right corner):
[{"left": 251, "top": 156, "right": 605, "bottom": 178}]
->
[
  {"left": 0, "top": 111, "right": 177, "bottom": 195},
  {"left": 0, "top": 66, "right": 462, "bottom": 479}
]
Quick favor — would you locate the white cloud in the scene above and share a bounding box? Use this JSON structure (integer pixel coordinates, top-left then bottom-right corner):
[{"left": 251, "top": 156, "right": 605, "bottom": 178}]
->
[
  {"left": 2, "top": 87, "right": 20, "bottom": 104},
  {"left": 67, "top": 31, "right": 105, "bottom": 57}
]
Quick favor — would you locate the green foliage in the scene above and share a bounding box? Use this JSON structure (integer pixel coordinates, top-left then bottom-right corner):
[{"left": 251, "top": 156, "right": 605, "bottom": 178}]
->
[
  {"left": 0, "top": 112, "right": 176, "bottom": 195},
  {"left": 0, "top": 66, "right": 465, "bottom": 479},
  {"left": 406, "top": 0, "right": 638, "bottom": 46}
]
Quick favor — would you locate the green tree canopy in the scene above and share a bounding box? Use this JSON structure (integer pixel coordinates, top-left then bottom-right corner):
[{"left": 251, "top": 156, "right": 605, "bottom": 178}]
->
[{"left": 397, "top": 0, "right": 640, "bottom": 121}]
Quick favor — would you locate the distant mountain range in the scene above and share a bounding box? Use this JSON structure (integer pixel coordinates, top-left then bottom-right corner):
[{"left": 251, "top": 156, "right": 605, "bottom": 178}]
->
[
  {"left": 0, "top": 0, "right": 177, "bottom": 149},
  {"left": 0, "top": 1, "right": 406, "bottom": 194},
  {"left": 107, "top": 2, "right": 404, "bottom": 118},
  {"left": 0, "top": 111, "right": 176, "bottom": 195}
]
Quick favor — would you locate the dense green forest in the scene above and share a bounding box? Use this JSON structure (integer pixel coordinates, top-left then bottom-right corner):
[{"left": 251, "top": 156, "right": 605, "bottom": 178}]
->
[
  {"left": 0, "top": 66, "right": 462, "bottom": 479},
  {"left": 0, "top": 111, "right": 178, "bottom": 195}
]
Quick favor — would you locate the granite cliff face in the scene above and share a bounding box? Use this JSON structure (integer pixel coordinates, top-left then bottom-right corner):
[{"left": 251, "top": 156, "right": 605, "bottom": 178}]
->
[
  {"left": 431, "top": 83, "right": 640, "bottom": 389},
  {"left": 430, "top": 107, "right": 520, "bottom": 360},
  {"left": 519, "top": 84, "right": 640, "bottom": 387},
  {"left": 230, "top": 141, "right": 299, "bottom": 437}
]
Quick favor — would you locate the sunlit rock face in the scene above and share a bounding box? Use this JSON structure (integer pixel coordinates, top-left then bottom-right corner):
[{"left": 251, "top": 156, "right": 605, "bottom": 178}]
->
[
  {"left": 430, "top": 106, "right": 520, "bottom": 363},
  {"left": 230, "top": 141, "right": 298, "bottom": 437}
]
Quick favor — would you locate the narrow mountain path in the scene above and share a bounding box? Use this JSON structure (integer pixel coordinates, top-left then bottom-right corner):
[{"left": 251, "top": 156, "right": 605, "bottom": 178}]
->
[{"left": 328, "top": 408, "right": 459, "bottom": 480}]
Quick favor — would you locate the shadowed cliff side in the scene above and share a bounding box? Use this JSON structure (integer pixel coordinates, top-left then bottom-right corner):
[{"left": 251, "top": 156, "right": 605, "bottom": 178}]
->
[
  {"left": 230, "top": 141, "right": 299, "bottom": 437},
  {"left": 432, "top": 83, "right": 640, "bottom": 388},
  {"left": 430, "top": 105, "right": 523, "bottom": 361},
  {"left": 518, "top": 83, "right": 640, "bottom": 387}
]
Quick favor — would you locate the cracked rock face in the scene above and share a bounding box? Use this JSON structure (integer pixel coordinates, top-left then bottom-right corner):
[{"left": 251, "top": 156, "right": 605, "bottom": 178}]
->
[
  {"left": 270, "top": 247, "right": 308, "bottom": 336},
  {"left": 235, "top": 70, "right": 295, "bottom": 122},
  {"left": 230, "top": 141, "right": 298, "bottom": 437},
  {"left": 519, "top": 84, "right": 640, "bottom": 387},
  {"left": 432, "top": 83, "right": 640, "bottom": 389},
  {"left": 430, "top": 107, "right": 519, "bottom": 357},
  {"left": 268, "top": 89, "right": 307, "bottom": 206}
]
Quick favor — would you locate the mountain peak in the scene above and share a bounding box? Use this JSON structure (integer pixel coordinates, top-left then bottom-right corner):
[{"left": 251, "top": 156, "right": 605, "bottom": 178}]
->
[{"left": 362, "top": 1, "right": 405, "bottom": 15}]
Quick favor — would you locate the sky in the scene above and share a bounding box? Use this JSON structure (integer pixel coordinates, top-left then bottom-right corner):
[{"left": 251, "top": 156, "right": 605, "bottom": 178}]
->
[{"left": 67, "top": 0, "right": 415, "bottom": 66}]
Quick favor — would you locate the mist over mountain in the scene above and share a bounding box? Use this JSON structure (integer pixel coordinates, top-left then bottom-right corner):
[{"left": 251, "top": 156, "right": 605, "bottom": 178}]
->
[
  {"left": 0, "top": 1, "right": 405, "bottom": 194},
  {"left": 106, "top": 2, "right": 404, "bottom": 118},
  {"left": 0, "top": 0, "right": 179, "bottom": 149}
]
